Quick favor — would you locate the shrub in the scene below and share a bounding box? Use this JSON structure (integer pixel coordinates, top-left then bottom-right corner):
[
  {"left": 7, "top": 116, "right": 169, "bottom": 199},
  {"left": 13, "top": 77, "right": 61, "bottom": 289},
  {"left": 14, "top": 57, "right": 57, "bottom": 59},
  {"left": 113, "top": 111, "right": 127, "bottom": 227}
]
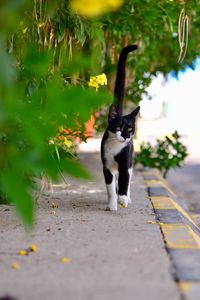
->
[{"left": 134, "top": 131, "right": 188, "bottom": 177}]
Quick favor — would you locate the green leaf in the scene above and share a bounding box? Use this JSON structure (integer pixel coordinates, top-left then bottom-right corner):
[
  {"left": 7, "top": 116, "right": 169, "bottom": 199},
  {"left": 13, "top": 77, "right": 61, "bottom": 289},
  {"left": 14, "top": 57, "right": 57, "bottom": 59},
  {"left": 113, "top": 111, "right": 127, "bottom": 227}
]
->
[
  {"left": 22, "top": 46, "right": 52, "bottom": 77},
  {"left": 0, "top": 40, "right": 17, "bottom": 86},
  {"left": 0, "top": 172, "right": 35, "bottom": 227},
  {"left": 134, "top": 131, "right": 188, "bottom": 177}
]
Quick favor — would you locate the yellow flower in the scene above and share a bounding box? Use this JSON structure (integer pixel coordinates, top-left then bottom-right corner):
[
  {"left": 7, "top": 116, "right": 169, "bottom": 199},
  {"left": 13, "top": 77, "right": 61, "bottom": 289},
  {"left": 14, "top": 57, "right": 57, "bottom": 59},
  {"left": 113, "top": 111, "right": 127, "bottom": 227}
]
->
[
  {"left": 88, "top": 77, "right": 99, "bottom": 91},
  {"left": 96, "top": 73, "right": 107, "bottom": 85},
  {"left": 29, "top": 244, "right": 38, "bottom": 252},
  {"left": 88, "top": 73, "right": 107, "bottom": 91},
  {"left": 11, "top": 261, "right": 20, "bottom": 270},
  {"left": 147, "top": 220, "right": 156, "bottom": 224},
  {"left": 70, "top": 0, "right": 123, "bottom": 17},
  {"left": 50, "top": 201, "right": 58, "bottom": 209},
  {"left": 18, "top": 250, "right": 28, "bottom": 256},
  {"left": 60, "top": 257, "right": 71, "bottom": 263},
  {"left": 63, "top": 138, "right": 73, "bottom": 147}
]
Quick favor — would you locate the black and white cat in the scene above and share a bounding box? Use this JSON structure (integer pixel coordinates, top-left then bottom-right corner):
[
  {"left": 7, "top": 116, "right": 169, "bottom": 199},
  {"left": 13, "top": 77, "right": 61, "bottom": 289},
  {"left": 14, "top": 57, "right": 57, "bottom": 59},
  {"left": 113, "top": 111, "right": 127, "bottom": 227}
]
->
[{"left": 101, "top": 45, "right": 140, "bottom": 211}]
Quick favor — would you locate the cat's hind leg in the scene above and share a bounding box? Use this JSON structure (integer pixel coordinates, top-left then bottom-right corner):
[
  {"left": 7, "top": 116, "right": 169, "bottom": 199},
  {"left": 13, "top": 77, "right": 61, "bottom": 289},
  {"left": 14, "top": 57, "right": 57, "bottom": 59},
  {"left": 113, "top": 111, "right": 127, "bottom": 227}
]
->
[{"left": 103, "top": 168, "right": 118, "bottom": 211}]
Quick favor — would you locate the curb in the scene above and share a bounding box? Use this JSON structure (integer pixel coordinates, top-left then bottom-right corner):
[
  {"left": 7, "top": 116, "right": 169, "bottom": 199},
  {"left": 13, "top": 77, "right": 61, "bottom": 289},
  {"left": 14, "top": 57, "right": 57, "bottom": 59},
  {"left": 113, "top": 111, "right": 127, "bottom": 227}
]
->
[{"left": 140, "top": 170, "right": 200, "bottom": 300}]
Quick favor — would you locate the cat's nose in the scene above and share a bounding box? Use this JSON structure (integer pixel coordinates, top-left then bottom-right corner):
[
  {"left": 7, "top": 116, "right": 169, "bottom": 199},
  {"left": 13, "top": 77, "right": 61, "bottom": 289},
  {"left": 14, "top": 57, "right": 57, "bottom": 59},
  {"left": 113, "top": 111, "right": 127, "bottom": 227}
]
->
[{"left": 123, "top": 132, "right": 130, "bottom": 139}]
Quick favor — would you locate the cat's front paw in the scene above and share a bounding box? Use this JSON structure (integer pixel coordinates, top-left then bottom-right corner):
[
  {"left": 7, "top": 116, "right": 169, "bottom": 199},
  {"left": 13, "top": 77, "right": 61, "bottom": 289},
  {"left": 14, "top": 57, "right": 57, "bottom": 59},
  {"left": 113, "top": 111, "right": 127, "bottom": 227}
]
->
[
  {"left": 106, "top": 201, "right": 118, "bottom": 211},
  {"left": 118, "top": 195, "right": 129, "bottom": 208}
]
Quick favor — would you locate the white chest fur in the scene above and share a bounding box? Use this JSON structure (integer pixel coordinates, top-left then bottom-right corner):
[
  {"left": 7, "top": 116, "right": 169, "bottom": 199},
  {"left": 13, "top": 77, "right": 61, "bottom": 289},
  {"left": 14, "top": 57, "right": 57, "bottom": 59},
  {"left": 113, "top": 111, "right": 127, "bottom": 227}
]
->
[{"left": 103, "top": 131, "right": 127, "bottom": 171}]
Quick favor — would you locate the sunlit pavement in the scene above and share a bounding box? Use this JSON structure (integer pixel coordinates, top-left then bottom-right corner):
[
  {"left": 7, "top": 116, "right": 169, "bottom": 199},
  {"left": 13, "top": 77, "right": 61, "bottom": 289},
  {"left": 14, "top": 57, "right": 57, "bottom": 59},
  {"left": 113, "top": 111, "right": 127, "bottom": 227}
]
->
[
  {"left": 77, "top": 120, "right": 200, "bottom": 300},
  {"left": 78, "top": 133, "right": 200, "bottom": 300},
  {"left": 0, "top": 128, "right": 200, "bottom": 299},
  {"left": 0, "top": 151, "right": 180, "bottom": 300}
]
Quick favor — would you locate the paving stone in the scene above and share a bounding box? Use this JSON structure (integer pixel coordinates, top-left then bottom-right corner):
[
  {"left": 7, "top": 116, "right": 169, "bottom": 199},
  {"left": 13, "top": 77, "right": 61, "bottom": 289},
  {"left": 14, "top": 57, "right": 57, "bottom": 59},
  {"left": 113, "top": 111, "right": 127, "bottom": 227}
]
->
[
  {"left": 148, "top": 186, "right": 170, "bottom": 197},
  {"left": 169, "top": 249, "right": 200, "bottom": 281},
  {"left": 154, "top": 209, "right": 183, "bottom": 224}
]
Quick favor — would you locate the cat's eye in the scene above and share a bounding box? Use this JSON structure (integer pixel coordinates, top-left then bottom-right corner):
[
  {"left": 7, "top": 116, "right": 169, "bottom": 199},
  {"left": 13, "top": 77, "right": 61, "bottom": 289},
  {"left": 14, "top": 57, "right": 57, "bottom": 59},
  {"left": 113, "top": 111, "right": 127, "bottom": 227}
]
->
[{"left": 128, "top": 128, "right": 132, "bottom": 132}]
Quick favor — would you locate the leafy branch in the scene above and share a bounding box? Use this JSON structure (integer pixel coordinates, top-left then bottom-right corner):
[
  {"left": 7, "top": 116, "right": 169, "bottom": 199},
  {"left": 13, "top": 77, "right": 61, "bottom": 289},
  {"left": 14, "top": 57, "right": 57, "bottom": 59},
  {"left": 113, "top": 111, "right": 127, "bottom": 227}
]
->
[{"left": 134, "top": 131, "right": 188, "bottom": 178}]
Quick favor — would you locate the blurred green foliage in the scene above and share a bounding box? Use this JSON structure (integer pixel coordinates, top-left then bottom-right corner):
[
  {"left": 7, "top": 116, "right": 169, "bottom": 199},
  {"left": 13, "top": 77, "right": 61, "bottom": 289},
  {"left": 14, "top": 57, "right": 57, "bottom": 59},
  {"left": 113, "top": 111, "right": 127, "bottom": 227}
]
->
[
  {"left": 95, "top": 0, "right": 200, "bottom": 129},
  {"left": 134, "top": 131, "right": 188, "bottom": 178},
  {"left": 0, "top": 0, "right": 109, "bottom": 226},
  {"left": 0, "top": 0, "right": 199, "bottom": 225},
  {"left": 103, "top": 0, "right": 200, "bottom": 102}
]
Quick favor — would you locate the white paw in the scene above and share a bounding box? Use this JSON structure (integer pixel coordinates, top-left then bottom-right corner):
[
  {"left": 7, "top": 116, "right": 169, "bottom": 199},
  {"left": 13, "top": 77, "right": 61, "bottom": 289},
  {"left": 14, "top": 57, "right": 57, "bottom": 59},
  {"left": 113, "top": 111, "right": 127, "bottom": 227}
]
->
[
  {"left": 118, "top": 195, "right": 129, "bottom": 208},
  {"left": 106, "top": 201, "right": 118, "bottom": 211}
]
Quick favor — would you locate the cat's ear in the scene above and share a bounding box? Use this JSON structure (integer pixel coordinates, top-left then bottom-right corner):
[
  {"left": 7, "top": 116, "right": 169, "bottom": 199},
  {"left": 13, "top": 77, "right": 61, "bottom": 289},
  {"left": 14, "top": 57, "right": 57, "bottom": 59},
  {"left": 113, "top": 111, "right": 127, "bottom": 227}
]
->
[
  {"left": 126, "top": 106, "right": 140, "bottom": 119},
  {"left": 108, "top": 104, "right": 120, "bottom": 121}
]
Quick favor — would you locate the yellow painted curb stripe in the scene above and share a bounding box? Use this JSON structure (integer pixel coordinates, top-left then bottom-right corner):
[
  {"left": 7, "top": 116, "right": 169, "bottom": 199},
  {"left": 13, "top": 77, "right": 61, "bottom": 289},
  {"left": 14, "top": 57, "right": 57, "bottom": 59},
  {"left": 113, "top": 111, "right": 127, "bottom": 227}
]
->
[
  {"left": 160, "top": 224, "right": 200, "bottom": 249},
  {"left": 142, "top": 171, "right": 175, "bottom": 188},
  {"left": 141, "top": 171, "right": 159, "bottom": 177},
  {"left": 143, "top": 171, "right": 200, "bottom": 232},
  {"left": 169, "top": 197, "right": 200, "bottom": 233},
  {"left": 149, "top": 196, "right": 200, "bottom": 231},
  {"left": 158, "top": 176, "right": 176, "bottom": 196},
  {"left": 178, "top": 281, "right": 192, "bottom": 293},
  {"left": 149, "top": 196, "right": 176, "bottom": 210},
  {"left": 144, "top": 177, "right": 175, "bottom": 196},
  {"left": 144, "top": 179, "right": 164, "bottom": 186},
  {"left": 178, "top": 281, "right": 200, "bottom": 296}
]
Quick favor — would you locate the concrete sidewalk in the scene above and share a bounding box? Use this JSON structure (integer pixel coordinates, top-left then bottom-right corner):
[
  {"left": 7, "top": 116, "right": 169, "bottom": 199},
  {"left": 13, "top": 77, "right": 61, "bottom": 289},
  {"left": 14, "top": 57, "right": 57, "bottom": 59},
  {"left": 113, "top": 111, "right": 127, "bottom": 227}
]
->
[{"left": 0, "top": 152, "right": 180, "bottom": 300}]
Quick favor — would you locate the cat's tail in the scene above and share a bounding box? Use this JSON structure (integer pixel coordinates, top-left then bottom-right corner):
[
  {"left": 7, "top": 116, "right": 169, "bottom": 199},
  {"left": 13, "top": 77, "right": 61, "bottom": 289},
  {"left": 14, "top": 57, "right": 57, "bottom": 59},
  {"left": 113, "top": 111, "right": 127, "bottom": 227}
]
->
[{"left": 114, "top": 44, "right": 138, "bottom": 115}]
